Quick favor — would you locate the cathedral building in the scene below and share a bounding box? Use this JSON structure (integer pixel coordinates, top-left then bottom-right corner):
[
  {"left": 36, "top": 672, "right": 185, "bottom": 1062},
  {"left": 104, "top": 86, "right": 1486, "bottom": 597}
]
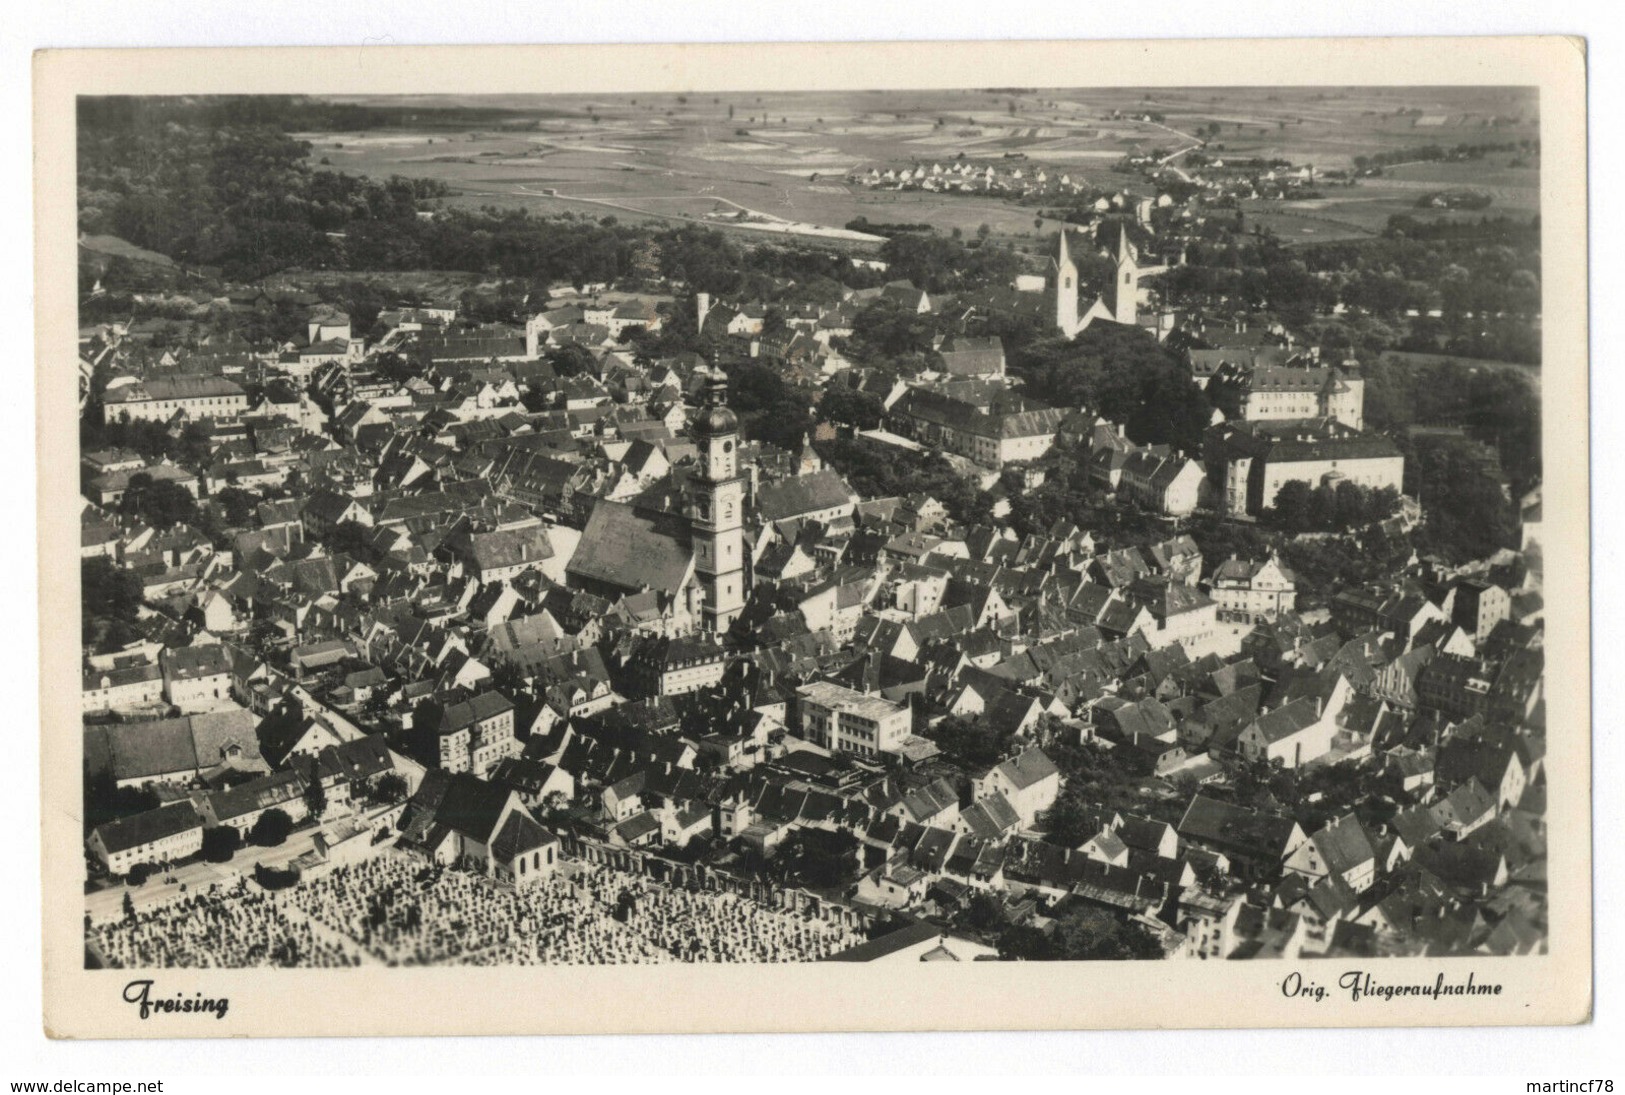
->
[
  {"left": 565, "top": 367, "right": 747, "bottom": 636},
  {"left": 1053, "top": 225, "right": 1145, "bottom": 338}
]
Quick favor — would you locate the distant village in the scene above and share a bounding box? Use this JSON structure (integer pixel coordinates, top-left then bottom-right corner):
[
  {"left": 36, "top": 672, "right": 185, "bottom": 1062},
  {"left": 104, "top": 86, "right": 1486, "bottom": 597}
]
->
[{"left": 77, "top": 175, "right": 1546, "bottom": 965}]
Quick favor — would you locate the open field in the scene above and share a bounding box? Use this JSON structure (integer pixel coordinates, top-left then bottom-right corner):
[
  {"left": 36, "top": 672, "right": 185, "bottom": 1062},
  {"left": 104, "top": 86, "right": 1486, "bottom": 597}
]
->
[
  {"left": 1240, "top": 157, "right": 1539, "bottom": 244},
  {"left": 303, "top": 88, "right": 1537, "bottom": 250}
]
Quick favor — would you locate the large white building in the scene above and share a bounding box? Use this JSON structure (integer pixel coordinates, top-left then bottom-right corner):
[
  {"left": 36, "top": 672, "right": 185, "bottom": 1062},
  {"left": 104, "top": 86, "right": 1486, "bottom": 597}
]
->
[
  {"left": 102, "top": 376, "right": 248, "bottom": 424},
  {"left": 1207, "top": 361, "right": 1365, "bottom": 431},
  {"left": 797, "top": 680, "right": 912, "bottom": 759},
  {"left": 1203, "top": 418, "right": 1404, "bottom": 517}
]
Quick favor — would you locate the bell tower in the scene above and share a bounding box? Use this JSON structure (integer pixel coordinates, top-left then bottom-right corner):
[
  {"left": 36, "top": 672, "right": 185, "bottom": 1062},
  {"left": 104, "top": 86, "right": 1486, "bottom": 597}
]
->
[
  {"left": 1110, "top": 224, "right": 1139, "bottom": 327},
  {"left": 1054, "top": 229, "right": 1079, "bottom": 337},
  {"left": 689, "top": 368, "right": 747, "bottom": 633}
]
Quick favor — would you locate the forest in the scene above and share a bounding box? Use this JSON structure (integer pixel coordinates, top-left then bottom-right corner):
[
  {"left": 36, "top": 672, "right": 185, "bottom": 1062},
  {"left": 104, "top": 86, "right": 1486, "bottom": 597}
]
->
[
  {"left": 1159, "top": 216, "right": 1542, "bottom": 364},
  {"left": 1010, "top": 324, "right": 1213, "bottom": 454}
]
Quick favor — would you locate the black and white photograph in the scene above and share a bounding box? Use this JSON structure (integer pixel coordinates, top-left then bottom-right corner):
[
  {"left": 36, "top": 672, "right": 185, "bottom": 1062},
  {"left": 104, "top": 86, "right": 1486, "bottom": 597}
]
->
[{"left": 31, "top": 36, "right": 1591, "bottom": 1039}]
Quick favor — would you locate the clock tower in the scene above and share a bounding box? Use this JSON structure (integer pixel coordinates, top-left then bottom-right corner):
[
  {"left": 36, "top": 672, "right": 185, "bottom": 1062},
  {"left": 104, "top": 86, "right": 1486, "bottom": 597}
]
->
[{"left": 689, "top": 368, "right": 747, "bottom": 633}]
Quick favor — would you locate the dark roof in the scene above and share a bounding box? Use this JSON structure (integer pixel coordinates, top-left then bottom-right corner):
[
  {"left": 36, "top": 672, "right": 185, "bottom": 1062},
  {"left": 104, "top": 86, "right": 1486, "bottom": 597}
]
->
[
  {"left": 427, "top": 691, "right": 516, "bottom": 735},
  {"left": 206, "top": 769, "right": 304, "bottom": 822},
  {"left": 160, "top": 644, "right": 232, "bottom": 681},
  {"left": 960, "top": 794, "right": 1021, "bottom": 840},
  {"left": 1309, "top": 814, "right": 1377, "bottom": 875},
  {"left": 421, "top": 770, "right": 517, "bottom": 845},
  {"left": 1178, "top": 795, "right": 1301, "bottom": 859},
  {"left": 104, "top": 376, "right": 244, "bottom": 404},
  {"left": 821, "top": 920, "right": 944, "bottom": 962},
  {"left": 1246, "top": 698, "right": 1322, "bottom": 744},
  {"left": 96, "top": 719, "right": 198, "bottom": 782},
  {"left": 92, "top": 802, "right": 204, "bottom": 855},
  {"left": 986, "top": 746, "right": 1058, "bottom": 790},
  {"left": 490, "top": 810, "right": 557, "bottom": 861},
  {"left": 1207, "top": 418, "right": 1402, "bottom": 464},
  {"left": 567, "top": 500, "right": 692, "bottom": 595},
  {"left": 755, "top": 469, "right": 855, "bottom": 523}
]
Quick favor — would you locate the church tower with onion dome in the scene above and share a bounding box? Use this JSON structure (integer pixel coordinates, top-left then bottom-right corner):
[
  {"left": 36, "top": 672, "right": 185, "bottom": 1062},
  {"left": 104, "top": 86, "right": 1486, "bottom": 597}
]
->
[{"left": 689, "top": 368, "right": 747, "bottom": 632}]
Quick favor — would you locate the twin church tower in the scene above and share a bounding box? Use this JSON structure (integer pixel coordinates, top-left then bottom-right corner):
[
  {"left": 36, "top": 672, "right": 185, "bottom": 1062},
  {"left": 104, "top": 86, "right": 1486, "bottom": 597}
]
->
[{"left": 1054, "top": 224, "right": 1141, "bottom": 339}]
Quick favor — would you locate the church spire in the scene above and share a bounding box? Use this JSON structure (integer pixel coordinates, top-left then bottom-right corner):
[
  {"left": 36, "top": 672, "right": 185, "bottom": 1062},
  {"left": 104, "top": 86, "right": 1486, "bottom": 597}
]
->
[
  {"left": 1111, "top": 223, "right": 1139, "bottom": 327},
  {"left": 1054, "top": 229, "right": 1078, "bottom": 337}
]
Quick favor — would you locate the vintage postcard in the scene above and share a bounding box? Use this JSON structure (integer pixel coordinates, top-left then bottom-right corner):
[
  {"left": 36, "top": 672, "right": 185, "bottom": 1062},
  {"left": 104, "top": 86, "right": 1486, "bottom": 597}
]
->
[{"left": 35, "top": 36, "right": 1589, "bottom": 1037}]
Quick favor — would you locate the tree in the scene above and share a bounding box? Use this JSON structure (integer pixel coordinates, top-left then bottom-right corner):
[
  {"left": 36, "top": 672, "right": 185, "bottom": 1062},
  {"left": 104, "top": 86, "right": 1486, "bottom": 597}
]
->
[
  {"left": 545, "top": 343, "right": 597, "bottom": 379},
  {"left": 923, "top": 714, "right": 1011, "bottom": 769},
  {"left": 119, "top": 474, "right": 198, "bottom": 530},
  {"left": 253, "top": 861, "right": 302, "bottom": 891},
  {"left": 1334, "top": 480, "right": 1369, "bottom": 528},
  {"left": 997, "top": 923, "right": 1058, "bottom": 960},
  {"left": 126, "top": 862, "right": 154, "bottom": 887},
  {"left": 1269, "top": 481, "right": 1314, "bottom": 533},
  {"left": 249, "top": 807, "right": 294, "bottom": 847},
  {"left": 1038, "top": 791, "right": 1099, "bottom": 848},
  {"left": 81, "top": 557, "right": 144, "bottom": 648},
  {"left": 1047, "top": 905, "right": 1165, "bottom": 959},
  {"left": 1308, "top": 484, "right": 1338, "bottom": 530},
  {"left": 214, "top": 486, "right": 257, "bottom": 529},
  {"left": 202, "top": 825, "right": 241, "bottom": 863},
  {"left": 303, "top": 773, "right": 328, "bottom": 821},
  {"left": 817, "top": 387, "right": 885, "bottom": 430},
  {"left": 1011, "top": 325, "right": 1211, "bottom": 453},
  {"left": 371, "top": 772, "right": 409, "bottom": 804},
  {"left": 962, "top": 892, "right": 1004, "bottom": 933},
  {"left": 122, "top": 891, "right": 136, "bottom": 922},
  {"left": 1408, "top": 434, "right": 1518, "bottom": 562},
  {"left": 373, "top": 350, "right": 420, "bottom": 386},
  {"left": 727, "top": 363, "right": 814, "bottom": 453}
]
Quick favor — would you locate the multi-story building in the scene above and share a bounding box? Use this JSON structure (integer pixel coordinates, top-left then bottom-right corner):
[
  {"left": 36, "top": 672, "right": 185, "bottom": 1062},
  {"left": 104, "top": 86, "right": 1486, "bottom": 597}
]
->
[
  {"left": 1417, "top": 653, "right": 1495, "bottom": 720},
  {"left": 1204, "top": 418, "right": 1404, "bottom": 517},
  {"left": 1448, "top": 578, "right": 1512, "bottom": 644},
  {"left": 82, "top": 662, "right": 165, "bottom": 714},
  {"left": 889, "top": 386, "right": 1067, "bottom": 469},
  {"left": 796, "top": 680, "right": 912, "bottom": 759},
  {"left": 1207, "top": 362, "right": 1365, "bottom": 430},
  {"left": 1117, "top": 449, "right": 1209, "bottom": 516},
  {"left": 1208, "top": 554, "right": 1298, "bottom": 622},
  {"left": 87, "top": 802, "right": 205, "bottom": 875},
  {"left": 102, "top": 376, "right": 248, "bottom": 424},
  {"left": 160, "top": 644, "right": 234, "bottom": 714},
  {"left": 972, "top": 747, "right": 1060, "bottom": 827},
  {"left": 416, "top": 692, "right": 520, "bottom": 778},
  {"left": 626, "top": 634, "right": 729, "bottom": 697}
]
